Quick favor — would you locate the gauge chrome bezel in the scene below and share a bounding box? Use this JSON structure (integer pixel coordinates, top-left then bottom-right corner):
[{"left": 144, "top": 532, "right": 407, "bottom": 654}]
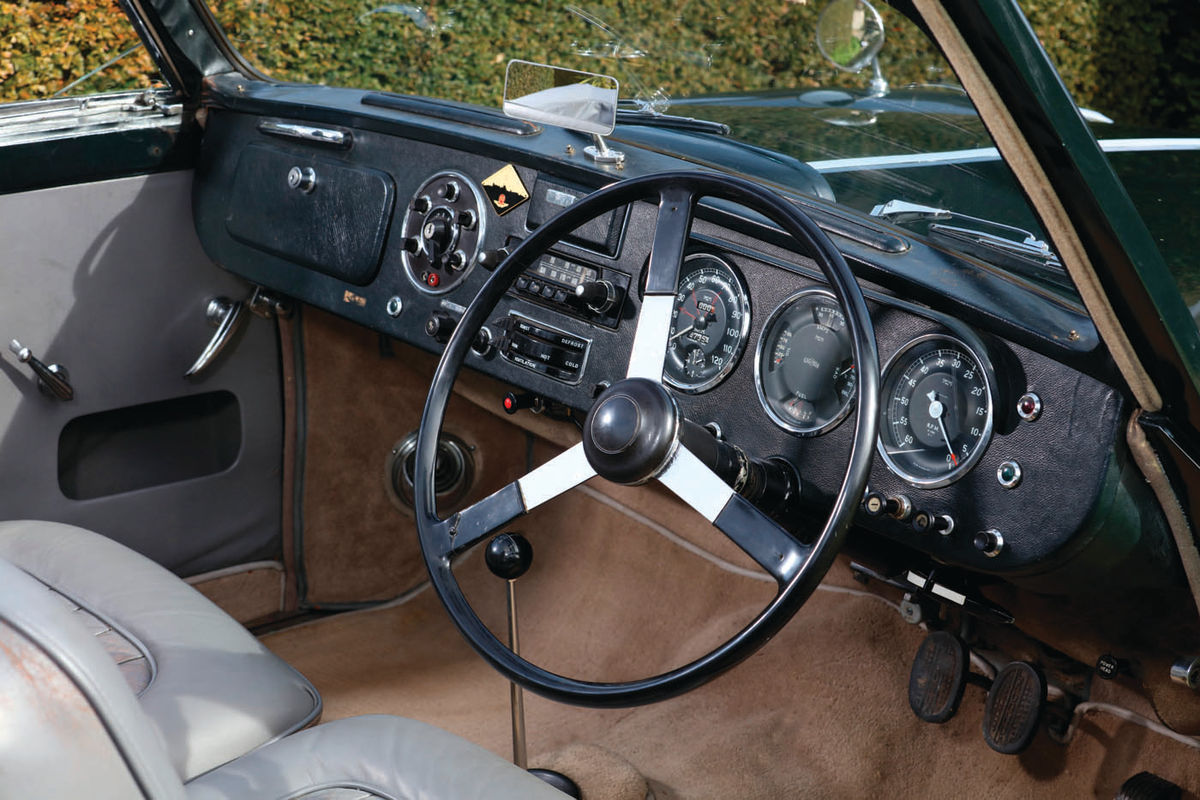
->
[
  {"left": 754, "top": 287, "right": 857, "bottom": 437},
  {"left": 663, "top": 252, "right": 752, "bottom": 394},
  {"left": 876, "top": 333, "right": 995, "bottom": 488}
]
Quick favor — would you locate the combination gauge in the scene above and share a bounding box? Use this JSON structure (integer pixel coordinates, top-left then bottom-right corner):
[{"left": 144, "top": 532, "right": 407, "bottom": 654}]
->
[{"left": 663, "top": 254, "right": 751, "bottom": 393}]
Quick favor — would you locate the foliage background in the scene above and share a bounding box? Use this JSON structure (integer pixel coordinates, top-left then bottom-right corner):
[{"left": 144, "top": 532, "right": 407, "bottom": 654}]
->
[
  {"left": 0, "top": 0, "right": 157, "bottom": 101},
  {"left": 0, "top": 0, "right": 1195, "bottom": 132}
]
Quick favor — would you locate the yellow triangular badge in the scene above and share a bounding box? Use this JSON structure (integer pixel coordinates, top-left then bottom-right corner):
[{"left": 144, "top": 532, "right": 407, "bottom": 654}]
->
[{"left": 482, "top": 164, "right": 530, "bottom": 216}]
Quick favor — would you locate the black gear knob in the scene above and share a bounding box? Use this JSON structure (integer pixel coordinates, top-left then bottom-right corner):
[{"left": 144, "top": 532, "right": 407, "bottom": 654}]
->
[{"left": 485, "top": 533, "right": 533, "bottom": 580}]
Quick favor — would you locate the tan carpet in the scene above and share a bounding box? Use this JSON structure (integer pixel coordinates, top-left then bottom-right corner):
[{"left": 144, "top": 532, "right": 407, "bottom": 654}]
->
[{"left": 264, "top": 484, "right": 1200, "bottom": 798}]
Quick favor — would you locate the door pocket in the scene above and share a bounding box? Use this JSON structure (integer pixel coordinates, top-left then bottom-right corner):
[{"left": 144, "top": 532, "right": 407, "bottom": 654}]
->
[{"left": 58, "top": 391, "right": 242, "bottom": 500}]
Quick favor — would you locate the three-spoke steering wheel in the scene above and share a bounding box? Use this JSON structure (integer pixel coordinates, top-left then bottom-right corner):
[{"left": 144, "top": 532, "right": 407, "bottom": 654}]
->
[{"left": 414, "top": 171, "right": 878, "bottom": 708}]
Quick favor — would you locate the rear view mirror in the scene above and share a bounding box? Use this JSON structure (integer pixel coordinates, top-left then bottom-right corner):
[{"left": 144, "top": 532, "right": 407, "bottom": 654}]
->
[
  {"left": 816, "top": 0, "right": 885, "bottom": 73},
  {"left": 503, "top": 60, "right": 619, "bottom": 136}
]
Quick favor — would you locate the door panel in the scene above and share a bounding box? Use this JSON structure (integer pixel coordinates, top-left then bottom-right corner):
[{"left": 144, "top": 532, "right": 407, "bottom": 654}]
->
[{"left": 0, "top": 170, "right": 283, "bottom": 575}]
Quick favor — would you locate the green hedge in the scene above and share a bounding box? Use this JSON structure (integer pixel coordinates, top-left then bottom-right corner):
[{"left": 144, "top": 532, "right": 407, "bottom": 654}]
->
[
  {"left": 208, "top": 0, "right": 951, "bottom": 110},
  {"left": 1021, "top": 0, "right": 1197, "bottom": 129},
  {"left": 209, "top": 0, "right": 1196, "bottom": 130},
  {"left": 0, "top": 0, "right": 158, "bottom": 102}
]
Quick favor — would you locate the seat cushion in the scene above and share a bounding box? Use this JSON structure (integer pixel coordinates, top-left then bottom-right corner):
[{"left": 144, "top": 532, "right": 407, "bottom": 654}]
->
[
  {"left": 0, "top": 520, "right": 321, "bottom": 781},
  {"left": 185, "top": 716, "right": 569, "bottom": 800}
]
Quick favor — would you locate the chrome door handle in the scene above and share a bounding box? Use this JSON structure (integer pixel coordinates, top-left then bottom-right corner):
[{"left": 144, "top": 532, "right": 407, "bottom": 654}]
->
[
  {"left": 185, "top": 297, "right": 246, "bottom": 378},
  {"left": 8, "top": 340, "right": 73, "bottom": 400}
]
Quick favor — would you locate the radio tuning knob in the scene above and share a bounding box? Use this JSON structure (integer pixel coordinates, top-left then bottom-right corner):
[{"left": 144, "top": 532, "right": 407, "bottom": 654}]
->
[{"left": 575, "top": 279, "right": 617, "bottom": 313}]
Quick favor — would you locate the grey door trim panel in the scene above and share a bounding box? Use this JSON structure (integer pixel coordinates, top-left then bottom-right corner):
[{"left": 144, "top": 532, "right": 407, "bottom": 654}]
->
[{"left": 0, "top": 171, "right": 283, "bottom": 575}]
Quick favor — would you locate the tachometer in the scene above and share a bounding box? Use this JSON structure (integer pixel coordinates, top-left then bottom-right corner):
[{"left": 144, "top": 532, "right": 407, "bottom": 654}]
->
[
  {"left": 878, "top": 334, "right": 994, "bottom": 487},
  {"left": 755, "top": 289, "right": 857, "bottom": 435},
  {"left": 663, "top": 254, "right": 751, "bottom": 393}
]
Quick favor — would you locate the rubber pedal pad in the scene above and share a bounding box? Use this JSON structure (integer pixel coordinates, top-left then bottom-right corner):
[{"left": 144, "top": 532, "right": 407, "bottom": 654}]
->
[
  {"left": 908, "top": 630, "right": 969, "bottom": 723},
  {"left": 1114, "top": 771, "right": 1182, "bottom": 800},
  {"left": 983, "top": 661, "right": 1046, "bottom": 754}
]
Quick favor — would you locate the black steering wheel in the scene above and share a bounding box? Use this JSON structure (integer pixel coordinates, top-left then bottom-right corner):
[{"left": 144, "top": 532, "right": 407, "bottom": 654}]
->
[{"left": 415, "top": 171, "right": 878, "bottom": 708}]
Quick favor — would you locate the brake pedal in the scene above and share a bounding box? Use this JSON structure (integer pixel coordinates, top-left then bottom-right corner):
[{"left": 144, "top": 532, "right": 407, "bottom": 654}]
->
[
  {"left": 982, "top": 661, "right": 1045, "bottom": 754},
  {"left": 908, "top": 631, "right": 969, "bottom": 723}
]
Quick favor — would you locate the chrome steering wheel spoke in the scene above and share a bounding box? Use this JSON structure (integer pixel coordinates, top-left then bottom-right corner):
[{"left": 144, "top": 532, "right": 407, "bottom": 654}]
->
[
  {"left": 430, "top": 443, "right": 595, "bottom": 561},
  {"left": 626, "top": 185, "right": 696, "bottom": 382},
  {"left": 656, "top": 444, "right": 808, "bottom": 585}
]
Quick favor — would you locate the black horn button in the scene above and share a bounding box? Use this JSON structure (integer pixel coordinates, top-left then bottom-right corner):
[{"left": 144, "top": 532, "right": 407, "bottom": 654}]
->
[
  {"left": 583, "top": 378, "right": 680, "bottom": 485},
  {"left": 592, "top": 395, "right": 640, "bottom": 454}
]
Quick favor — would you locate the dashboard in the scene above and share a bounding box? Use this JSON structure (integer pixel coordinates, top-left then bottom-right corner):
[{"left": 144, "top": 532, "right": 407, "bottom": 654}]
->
[{"left": 193, "top": 86, "right": 1161, "bottom": 589}]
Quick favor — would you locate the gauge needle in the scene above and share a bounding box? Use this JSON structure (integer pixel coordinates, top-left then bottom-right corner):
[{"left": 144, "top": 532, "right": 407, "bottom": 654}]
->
[
  {"left": 927, "top": 391, "right": 960, "bottom": 467},
  {"left": 670, "top": 324, "right": 695, "bottom": 342}
]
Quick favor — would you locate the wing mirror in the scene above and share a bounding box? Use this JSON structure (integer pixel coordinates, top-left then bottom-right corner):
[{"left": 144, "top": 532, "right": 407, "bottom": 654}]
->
[
  {"left": 816, "top": 0, "right": 889, "bottom": 96},
  {"left": 503, "top": 60, "right": 625, "bottom": 164}
]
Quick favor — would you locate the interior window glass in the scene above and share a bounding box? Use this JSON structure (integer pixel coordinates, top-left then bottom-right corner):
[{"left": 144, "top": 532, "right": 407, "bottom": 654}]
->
[{"left": 0, "top": 0, "right": 162, "bottom": 104}]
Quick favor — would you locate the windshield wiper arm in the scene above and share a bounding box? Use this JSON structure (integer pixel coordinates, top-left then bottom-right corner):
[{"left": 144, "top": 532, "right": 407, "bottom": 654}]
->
[
  {"left": 615, "top": 102, "right": 730, "bottom": 135},
  {"left": 870, "top": 199, "right": 1071, "bottom": 288},
  {"left": 870, "top": 199, "right": 1047, "bottom": 248}
]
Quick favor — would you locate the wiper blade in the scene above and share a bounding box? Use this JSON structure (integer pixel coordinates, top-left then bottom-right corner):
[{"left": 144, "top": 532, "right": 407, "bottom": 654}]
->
[
  {"left": 615, "top": 103, "right": 730, "bottom": 135},
  {"left": 870, "top": 200, "right": 1071, "bottom": 289}
]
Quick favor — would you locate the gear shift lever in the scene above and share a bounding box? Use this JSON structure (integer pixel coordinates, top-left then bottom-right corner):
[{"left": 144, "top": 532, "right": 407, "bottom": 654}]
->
[{"left": 485, "top": 533, "right": 580, "bottom": 798}]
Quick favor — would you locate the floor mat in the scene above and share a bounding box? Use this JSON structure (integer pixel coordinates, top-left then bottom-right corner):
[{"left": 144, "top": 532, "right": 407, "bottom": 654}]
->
[{"left": 264, "top": 490, "right": 1200, "bottom": 798}]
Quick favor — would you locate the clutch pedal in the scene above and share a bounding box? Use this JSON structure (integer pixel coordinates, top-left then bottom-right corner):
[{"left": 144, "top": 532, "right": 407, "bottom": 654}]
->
[{"left": 908, "top": 631, "right": 969, "bottom": 723}]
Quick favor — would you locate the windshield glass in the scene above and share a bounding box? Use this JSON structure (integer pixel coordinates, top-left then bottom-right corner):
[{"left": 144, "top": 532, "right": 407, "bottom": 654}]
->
[{"left": 210, "top": 0, "right": 1065, "bottom": 293}]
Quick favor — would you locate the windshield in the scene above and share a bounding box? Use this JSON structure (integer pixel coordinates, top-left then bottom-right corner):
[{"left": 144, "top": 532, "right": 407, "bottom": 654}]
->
[{"left": 209, "top": 0, "right": 1179, "bottom": 300}]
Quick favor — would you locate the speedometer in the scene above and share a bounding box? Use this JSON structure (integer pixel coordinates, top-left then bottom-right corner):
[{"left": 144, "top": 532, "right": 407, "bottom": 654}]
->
[
  {"left": 878, "top": 334, "right": 994, "bottom": 487},
  {"left": 754, "top": 289, "right": 857, "bottom": 436},
  {"left": 663, "top": 254, "right": 751, "bottom": 393}
]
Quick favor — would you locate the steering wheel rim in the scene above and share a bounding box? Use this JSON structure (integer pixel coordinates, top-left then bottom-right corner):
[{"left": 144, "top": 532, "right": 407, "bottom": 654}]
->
[{"left": 415, "top": 171, "right": 878, "bottom": 708}]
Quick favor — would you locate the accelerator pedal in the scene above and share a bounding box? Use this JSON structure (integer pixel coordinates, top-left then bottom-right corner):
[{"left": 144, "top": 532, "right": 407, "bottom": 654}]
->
[
  {"left": 1114, "top": 772, "right": 1182, "bottom": 800},
  {"left": 983, "top": 661, "right": 1046, "bottom": 754},
  {"left": 908, "top": 631, "right": 970, "bottom": 723}
]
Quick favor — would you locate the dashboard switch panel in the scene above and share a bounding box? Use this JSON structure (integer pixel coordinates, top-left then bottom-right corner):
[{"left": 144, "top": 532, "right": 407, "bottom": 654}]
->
[
  {"left": 498, "top": 313, "right": 590, "bottom": 385},
  {"left": 401, "top": 170, "right": 488, "bottom": 295}
]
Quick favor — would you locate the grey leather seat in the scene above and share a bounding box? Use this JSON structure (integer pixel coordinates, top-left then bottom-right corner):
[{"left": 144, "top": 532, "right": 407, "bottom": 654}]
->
[
  {"left": 0, "top": 520, "right": 321, "bottom": 781},
  {"left": 0, "top": 554, "right": 566, "bottom": 799}
]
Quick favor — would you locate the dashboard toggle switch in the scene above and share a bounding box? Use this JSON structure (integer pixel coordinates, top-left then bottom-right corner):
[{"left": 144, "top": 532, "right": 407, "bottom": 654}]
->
[
  {"left": 973, "top": 529, "right": 1005, "bottom": 558},
  {"left": 911, "top": 511, "right": 954, "bottom": 535},
  {"left": 863, "top": 491, "right": 911, "bottom": 521},
  {"left": 424, "top": 310, "right": 457, "bottom": 343},
  {"left": 502, "top": 391, "right": 541, "bottom": 415}
]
